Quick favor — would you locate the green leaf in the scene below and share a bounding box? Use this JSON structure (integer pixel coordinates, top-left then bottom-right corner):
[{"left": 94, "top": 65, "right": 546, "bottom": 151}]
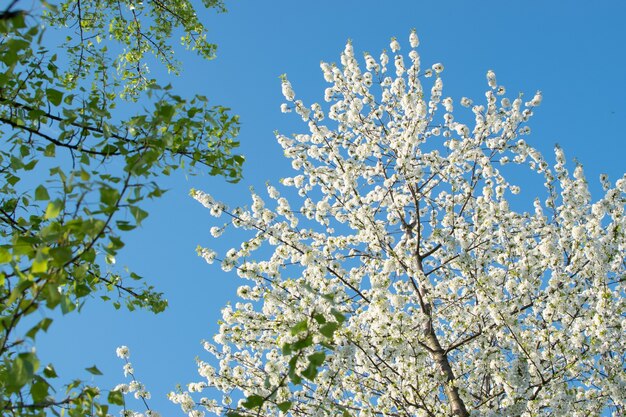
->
[
  {"left": 24, "top": 160, "right": 37, "bottom": 171},
  {"left": 44, "top": 284, "right": 62, "bottom": 308},
  {"left": 85, "top": 365, "right": 103, "bottom": 375},
  {"left": 331, "top": 309, "right": 346, "bottom": 323},
  {"left": 313, "top": 313, "right": 326, "bottom": 324},
  {"left": 241, "top": 394, "right": 265, "bottom": 409},
  {"left": 35, "top": 185, "right": 50, "bottom": 200},
  {"left": 292, "top": 334, "right": 313, "bottom": 350},
  {"left": 277, "top": 401, "right": 292, "bottom": 412},
  {"left": 60, "top": 294, "right": 76, "bottom": 314},
  {"left": 13, "top": 236, "right": 36, "bottom": 256},
  {"left": 319, "top": 322, "right": 339, "bottom": 339},
  {"left": 43, "top": 364, "right": 58, "bottom": 378},
  {"left": 102, "top": 122, "right": 112, "bottom": 138},
  {"left": 25, "top": 317, "right": 53, "bottom": 339},
  {"left": 50, "top": 247, "right": 73, "bottom": 265},
  {"left": 46, "top": 88, "right": 63, "bottom": 106},
  {"left": 290, "top": 319, "right": 308, "bottom": 335},
  {"left": 301, "top": 351, "right": 326, "bottom": 381},
  {"left": 7, "top": 352, "right": 40, "bottom": 392},
  {"left": 30, "top": 377, "right": 50, "bottom": 402},
  {"left": 99, "top": 186, "right": 120, "bottom": 206},
  {"left": 108, "top": 389, "right": 125, "bottom": 406},
  {"left": 288, "top": 355, "right": 301, "bottom": 385},
  {"left": 157, "top": 103, "right": 176, "bottom": 121},
  {"left": 0, "top": 246, "right": 11, "bottom": 263},
  {"left": 308, "top": 351, "right": 326, "bottom": 367},
  {"left": 129, "top": 205, "right": 148, "bottom": 224},
  {"left": 322, "top": 293, "right": 336, "bottom": 302},
  {"left": 116, "top": 220, "right": 136, "bottom": 231},
  {"left": 107, "top": 235, "right": 125, "bottom": 251},
  {"left": 290, "top": 373, "right": 302, "bottom": 385},
  {"left": 45, "top": 200, "right": 63, "bottom": 219},
  {"left": 101, "top": 144, "right": 118, "bottom": 155},
  {"left": 44, "top": 143, "right": 56, "bottom": 157},
  {"left": 301, "top": 362, "right": 319, "bottom": 381},
  {"left": 32, "top": 251, "right": 49, "bottom": 273}
]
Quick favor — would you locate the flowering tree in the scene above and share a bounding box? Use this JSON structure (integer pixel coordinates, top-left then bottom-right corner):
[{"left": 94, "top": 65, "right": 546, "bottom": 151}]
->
[{"left": 177, "top": 32, "right": 625, "bottom": 417}]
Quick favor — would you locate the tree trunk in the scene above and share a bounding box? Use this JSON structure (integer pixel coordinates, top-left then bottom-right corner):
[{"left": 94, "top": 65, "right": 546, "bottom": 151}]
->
[{"left": 425, "top": 330, "right": 470, "bottom": 417}]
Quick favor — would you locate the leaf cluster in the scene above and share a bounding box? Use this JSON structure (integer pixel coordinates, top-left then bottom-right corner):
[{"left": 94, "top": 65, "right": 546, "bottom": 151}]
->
[
  {"left": 227, "top": 309, "right": 346, "bottom": 417},
  {"left": 0, "top": 2, "right": 242, "bottom": 416}
]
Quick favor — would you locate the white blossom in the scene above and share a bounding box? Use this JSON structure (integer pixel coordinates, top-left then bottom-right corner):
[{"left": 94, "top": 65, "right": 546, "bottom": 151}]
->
[
  {"left": 281, "top": 79, "right": 295, "bottom": 101},
  {"left": 116, "top": 346, "right": 130, "bottom": 359},
  {"left": 123, "top": 362, "right": 134, "bottom": 377},
  {"left": 114, "top": 383, "right": 130, "bottom": 394},
  {"left": 409, "top": 29, "right": 419, "bottom": 48},
  {"left": 390, "top": 37, "right": 400, "bottom": 53},
  {"left": 486, "top": 69, "right": 497, "bottom": 88},
  {"left": 526, "top": 90, "right": 543, "bottom": 106},
  {"left": 196, "top": 246, "right": 216, "bottom": 264},
  {"left": 460, "top": 97, "right": 472, "bottom": 107}
]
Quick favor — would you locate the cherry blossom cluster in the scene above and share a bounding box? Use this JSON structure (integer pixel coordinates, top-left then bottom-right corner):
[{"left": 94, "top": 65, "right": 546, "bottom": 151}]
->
[
  {"left": 183, "top": 31, "right": 625, "bottom": 417},
  {"left": 113, "top": 346, "right": 160, "bottom": 417}
]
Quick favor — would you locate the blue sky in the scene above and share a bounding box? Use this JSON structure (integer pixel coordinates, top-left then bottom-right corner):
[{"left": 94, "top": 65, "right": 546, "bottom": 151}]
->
[{"left": 37, "top": 1, "right": 626, "bottom": 415}]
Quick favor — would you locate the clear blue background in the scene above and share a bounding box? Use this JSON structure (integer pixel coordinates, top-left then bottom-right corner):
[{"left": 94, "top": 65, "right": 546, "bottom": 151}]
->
[{"left": 37, "top": 1, "right": 625, "bottom": 415}]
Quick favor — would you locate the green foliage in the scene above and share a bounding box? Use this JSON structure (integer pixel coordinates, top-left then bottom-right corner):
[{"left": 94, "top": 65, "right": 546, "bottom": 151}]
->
[
  {"left": 231, "top": 308, "right": 345, "bottom": 416},
  {"left": 45, "top": 0, "right": 228, "bottom": 98},
  {"left": 107, "top": 389, "right": 125, "bottom": 406},
  {"left": 241, "top": 394, "right": 265, "bottom": 410},
  {"left": 0, "top": 0, "right": 242, "bottom": 415}
]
